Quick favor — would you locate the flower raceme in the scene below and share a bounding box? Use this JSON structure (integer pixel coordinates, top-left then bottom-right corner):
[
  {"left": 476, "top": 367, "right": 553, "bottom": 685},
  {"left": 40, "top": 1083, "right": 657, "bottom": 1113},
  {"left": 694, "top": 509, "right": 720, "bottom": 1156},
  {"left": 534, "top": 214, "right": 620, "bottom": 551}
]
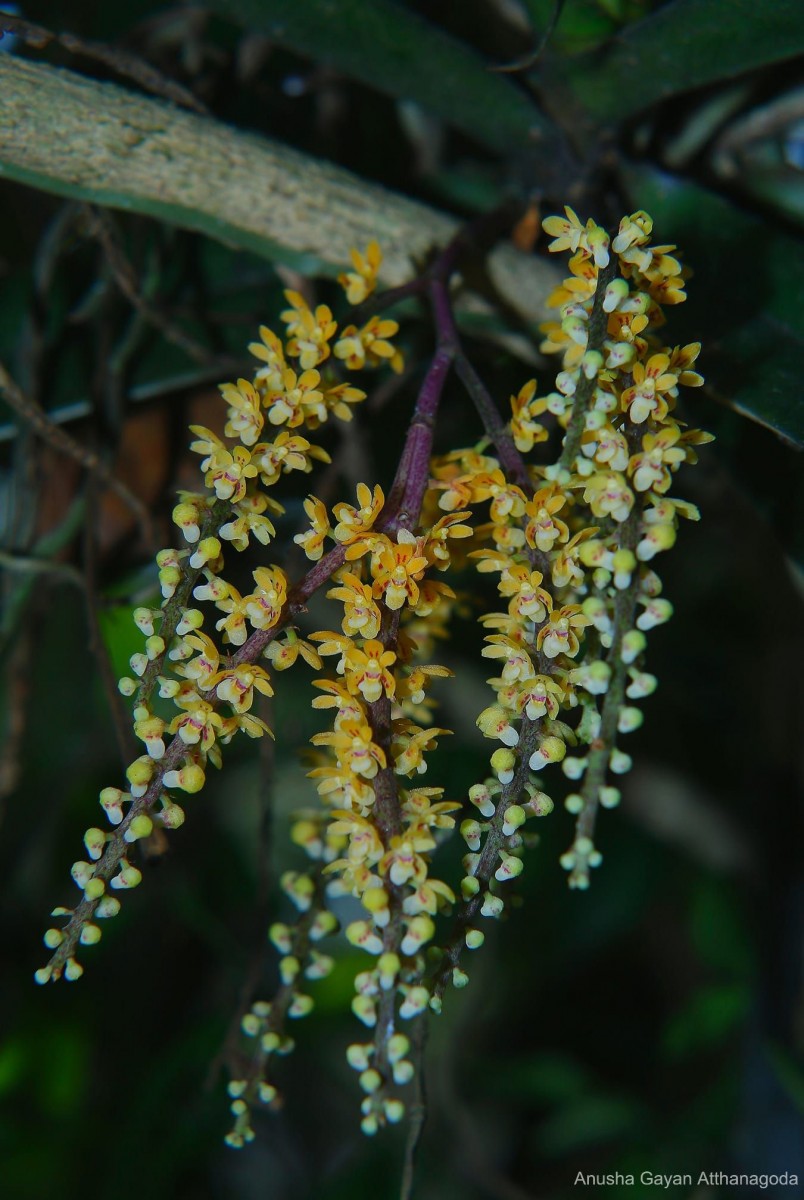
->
[
  {"left": 35, "top": 254, "right": 399, "bottom": 988},
  {"left": 37, "top": 214, "right": 710, "bottom": 1146}
]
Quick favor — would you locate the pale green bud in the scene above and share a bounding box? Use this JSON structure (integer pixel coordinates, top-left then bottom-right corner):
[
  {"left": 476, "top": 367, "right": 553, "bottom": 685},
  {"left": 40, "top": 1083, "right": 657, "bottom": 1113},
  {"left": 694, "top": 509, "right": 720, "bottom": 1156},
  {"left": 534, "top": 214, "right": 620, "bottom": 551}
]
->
[
  {"left": 159, "top": 802, "right": 185, "bottom": 829},
  {"left": 399, "top": 986, "right": 429, "bottom": 1019},
  {"left": 562, "top": 757, "right": 587, "bottom": 780},
  {"left": 502, "top": 805, "right": 526, "bottom": 835},
  {"left": 124, "top": 814, "right": 153, "bottom": 843},
  {"left": 610, "top": 749, "right": 632, "bottom": 775},
  {"left": 346, "top": 1044, "right": 372, "bottom": 1071},
  {"left": 490, "top": 747, "right": 516, "bottom": 784},
  {"left": 145, "top": 635, "right": 166, "bottom": 660},
  {"left": 387, "top": 1034, "right": 409, "bottom": 1064},
  {"left": 393, "top": 1060, "right": 415, "bottom": 1084},
  {"left": 602, "top": 277, "right": 630, "bottom": 313},
  {"left": 468, "top": 783, "right": 496, "bottom": 818},
  {"left": 461, "top": 875, "right": 480, "bottom": 899},
  {"left": 621, "top": 630, "right": 647, "bottom": 663},
  {"left": 525, "top": 790, "right": 554, "bottom": 817},
  {"left": 288, "top": 994, "right": 314, "bottom": 1019},
  {"left": 351, "top": 996, "right": 377, "bottom": 1028},
  {"left": 83, "top": 877, "right": 106, "bottom": 901},
  {"left": 269, "top": 923, "right": 292, "bottom": 953},
  {"left": 110, "top": 864, "right": 142, "bottom": 890},
  {"left": 279, "top": 956, "right": 300, "bottom": 984},
  {"left": 310, "top": 910, "right": 338, "bottom": 940},
  {"left": 460, "top": 819, "right": 482, "bottom": 850},
  {"left": 359, "top": 1069, "right": 382, "bottom": 1094},
  {"left": 71, "top": 861, "right": 93, "bottom": 889},
  {"left": 377, "top": 953, "right": 400, "bottom": 989},
  {"left": 495, "top": 851, "right": 523, "bottom": 882},
  {"left": 481, "top": 892, "right": 504, "bottom": 918},
  {"left": 599, "top": 786, "right": 621, "bottom": 809},
  {"left": 400, "top": 915, "right": 434, "bottom": 956},
  {"left": 618, "top": 706, "right": 643, "bottom": 734}
]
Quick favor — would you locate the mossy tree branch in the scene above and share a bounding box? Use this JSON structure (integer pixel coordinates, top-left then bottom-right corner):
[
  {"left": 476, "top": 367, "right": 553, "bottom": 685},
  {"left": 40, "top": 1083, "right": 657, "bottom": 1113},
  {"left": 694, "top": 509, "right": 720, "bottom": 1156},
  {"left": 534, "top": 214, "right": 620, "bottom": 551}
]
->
[{"left": 0, "top": 55, "right": 558, "bottom": 323}]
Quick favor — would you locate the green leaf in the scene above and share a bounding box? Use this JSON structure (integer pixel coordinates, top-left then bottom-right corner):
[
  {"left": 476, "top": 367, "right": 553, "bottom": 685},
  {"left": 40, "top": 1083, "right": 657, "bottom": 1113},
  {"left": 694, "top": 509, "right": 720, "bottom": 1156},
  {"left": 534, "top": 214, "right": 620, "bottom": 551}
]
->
[
  {"left": 621, "top": 164, "right": 804, "bottom": 447},
  {"left": 767, "top": 1042, "right": 804, "bottom": 1117},
  {"left": 522, "top": 0, "right": 621, "bottom": 54},
  {"left": 204, "top": 0, "right": 558, "bottom": 154},
  {"left": 0, "top": 1042, "right": 25, "bottom": 1098},
  {"left": 533, "top": 1092, "right": 643, "bottom": 1155},
  {"left": 689, "top": 877, "right": 753, "bottom": 979},
  {"left": 548, "top": 0, "right": 804, "bottom": 125},
  {"left": 35, "top": 1027, "right": 90, "bottom": 1117},
  {"left": 491, "top": 1052, "right": 591, "bottom": 1103},
  {"left": 662, "top": 984, "right": 749, "bottom": 1058},
  {"left": 98, "top": 603, "right": 153, "bottom": 685}
]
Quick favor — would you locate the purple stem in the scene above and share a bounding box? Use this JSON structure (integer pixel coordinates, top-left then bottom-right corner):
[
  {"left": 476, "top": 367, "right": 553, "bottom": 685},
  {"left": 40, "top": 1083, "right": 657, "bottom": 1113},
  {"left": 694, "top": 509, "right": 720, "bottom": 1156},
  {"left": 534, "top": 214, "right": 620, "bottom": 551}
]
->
[
  {"left": 454, "top": 354, "right": 532, "bottom": 493},
  {"left": 383, "top": 345, "right": 453, "bottom": 534}
]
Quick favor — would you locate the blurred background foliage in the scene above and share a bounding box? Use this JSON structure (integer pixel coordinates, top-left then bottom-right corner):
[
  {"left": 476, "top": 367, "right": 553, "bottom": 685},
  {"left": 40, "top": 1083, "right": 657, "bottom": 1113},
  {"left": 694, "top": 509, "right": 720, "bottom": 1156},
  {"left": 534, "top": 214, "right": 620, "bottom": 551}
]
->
[{"left": 0, "top": 1, "right": 802, "bottom": 1198}]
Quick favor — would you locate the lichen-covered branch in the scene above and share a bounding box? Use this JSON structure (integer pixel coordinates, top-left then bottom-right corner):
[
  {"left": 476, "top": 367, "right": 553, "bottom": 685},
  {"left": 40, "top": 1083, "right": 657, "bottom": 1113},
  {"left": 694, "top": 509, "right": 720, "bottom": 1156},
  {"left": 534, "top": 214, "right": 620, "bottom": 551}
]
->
[{"left": 0, "top": 56, "right": 557, "bottom": 323}]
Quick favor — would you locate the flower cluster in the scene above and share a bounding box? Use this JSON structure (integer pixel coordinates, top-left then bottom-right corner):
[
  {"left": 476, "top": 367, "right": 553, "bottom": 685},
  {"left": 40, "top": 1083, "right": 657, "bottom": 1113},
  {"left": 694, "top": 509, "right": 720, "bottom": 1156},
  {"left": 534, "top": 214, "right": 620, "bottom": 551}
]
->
[
  {"left": 37, "top": 211, "right": 710, "bottom": 1148},
  {"left": 225, "top": 473, "right": 473, "bottom": 1135},
  {"left": 304, "top": 497, "right": 468, "bottom": 1132},
  {"left": 430, "top": 205, "right": 711, "bottom": 938},
  {"left": 226, "top": 857, "right": 338, "bottom": 1147},
  {"left": 36, "top": 247, "right": 402, "bottom": 987}
]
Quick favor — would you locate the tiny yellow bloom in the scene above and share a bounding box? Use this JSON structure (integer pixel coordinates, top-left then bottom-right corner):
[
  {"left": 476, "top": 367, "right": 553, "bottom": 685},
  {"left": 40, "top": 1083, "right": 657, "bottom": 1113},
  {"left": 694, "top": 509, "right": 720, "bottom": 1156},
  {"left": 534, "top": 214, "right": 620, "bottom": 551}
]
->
[
  {"left": 248, "top": 325, "right": 286, "bottom": 391},
  {"left": 245, "top": 566, "right": 288, "bottom": 631},
  {"left": 371, "top": 538, "right": 428, "bottom": 611},
  {"left": 338, "top": 241, "right": 382, "bottom": 305},
  {"left": 542, "top": 206, "right": 585, "bottom": 254},
  {"left": 209, "top": 663, "right": 274, "bottom": 713},
  {"left": 221, "top": 378, "right": 264, "bottom": 446},
  {"left": 322, "top": 573, "right": 379, "bottom": 641},
  {"left": 536, "top": 606, "right": 591, "bottom": 659},
  {"left": 334, "top": 316, "right": 402, "bottom": 372},
  {"left": 294, "top": 495, "right": 331, "bottom": 560},
  {"left": 332, "top": 483, "right": 384, "bottom": 543},
  {"left": 281, "top": 291, "right": 338, "bottom": 370}
]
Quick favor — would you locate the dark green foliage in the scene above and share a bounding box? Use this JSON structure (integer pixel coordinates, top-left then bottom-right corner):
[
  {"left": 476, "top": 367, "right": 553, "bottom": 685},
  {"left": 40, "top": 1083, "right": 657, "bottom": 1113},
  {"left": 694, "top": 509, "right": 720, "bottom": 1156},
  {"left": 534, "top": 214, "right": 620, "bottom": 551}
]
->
[{"left": 1, "top": 1, "right": 802, "bottom": 1197}]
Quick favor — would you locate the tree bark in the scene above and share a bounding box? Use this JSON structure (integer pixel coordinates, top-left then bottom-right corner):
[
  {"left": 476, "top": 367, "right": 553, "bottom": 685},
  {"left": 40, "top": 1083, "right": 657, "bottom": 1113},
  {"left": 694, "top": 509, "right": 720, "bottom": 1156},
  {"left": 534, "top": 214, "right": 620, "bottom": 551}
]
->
[{"left": 0, "top": 55, "right": 557, "bottom": 320}]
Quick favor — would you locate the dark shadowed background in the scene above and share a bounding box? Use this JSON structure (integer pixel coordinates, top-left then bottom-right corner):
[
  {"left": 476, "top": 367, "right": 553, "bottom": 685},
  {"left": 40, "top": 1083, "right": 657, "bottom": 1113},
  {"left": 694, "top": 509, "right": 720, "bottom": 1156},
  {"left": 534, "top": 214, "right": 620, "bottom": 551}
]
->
[{"left": 0, "top": 2, "right": 802, "bottom": 1198}]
